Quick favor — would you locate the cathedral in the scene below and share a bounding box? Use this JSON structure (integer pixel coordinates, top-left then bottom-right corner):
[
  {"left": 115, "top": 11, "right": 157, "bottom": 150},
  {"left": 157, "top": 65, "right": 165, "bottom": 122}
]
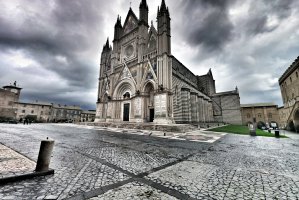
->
[{"left": 95, "top": 0, "right": 242, "bottom": 125}]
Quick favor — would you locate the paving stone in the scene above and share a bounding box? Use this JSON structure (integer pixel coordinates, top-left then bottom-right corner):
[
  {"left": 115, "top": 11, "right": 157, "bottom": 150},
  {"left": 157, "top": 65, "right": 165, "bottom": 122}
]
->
[{"left": 0, "top": 124, "right": 298, "bottom": 199}]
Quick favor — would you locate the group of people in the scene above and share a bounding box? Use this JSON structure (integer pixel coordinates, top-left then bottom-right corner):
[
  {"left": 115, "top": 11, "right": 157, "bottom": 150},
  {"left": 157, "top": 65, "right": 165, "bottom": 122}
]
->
[{"left": 22, "top": 118, "right": 32, "bottom": 125}]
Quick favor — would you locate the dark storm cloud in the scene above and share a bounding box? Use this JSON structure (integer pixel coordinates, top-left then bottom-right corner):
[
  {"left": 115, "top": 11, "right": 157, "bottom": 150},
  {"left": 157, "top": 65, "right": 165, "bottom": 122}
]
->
[
  {"left": 1, "top": 0, "right": 298, "bottom": 110},
  {"left": 178, "top": 0, "right": 235, "bottom": 51},
  {"left": 244, "top": 0, "right": 296, "bottom": 35},
  {"left": 0, "top": 0, "right": 112, "bottom": 109}
]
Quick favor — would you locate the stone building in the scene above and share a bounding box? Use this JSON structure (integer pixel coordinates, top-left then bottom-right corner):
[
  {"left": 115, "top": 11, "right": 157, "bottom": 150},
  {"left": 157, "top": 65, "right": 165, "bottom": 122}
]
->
[
  {"left": 95, "top": 0, "right": 242, "bottom": 125},
  {"left": 278, "top": 56, "right": 299, "bottom": 131},
  {"left": 16, "top": 101, "right": 52, "bottom": 122},
  {"left": 51, "top": 104, "right": 82, "bottom": 122},
  {"left": 241, "top": 103, "right": 280, "bottom": 128},
  {"left": 0, "top": 83, "right": 22, "bottom": 119},
  {"left": 81, "top": 110, "right": 96, "bottom": 122}
]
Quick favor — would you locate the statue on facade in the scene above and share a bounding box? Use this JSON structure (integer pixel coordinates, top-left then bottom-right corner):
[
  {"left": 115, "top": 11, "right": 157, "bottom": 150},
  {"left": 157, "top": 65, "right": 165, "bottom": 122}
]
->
[{"left": 104, "top": 74, "right": 110, "bottom": 95}]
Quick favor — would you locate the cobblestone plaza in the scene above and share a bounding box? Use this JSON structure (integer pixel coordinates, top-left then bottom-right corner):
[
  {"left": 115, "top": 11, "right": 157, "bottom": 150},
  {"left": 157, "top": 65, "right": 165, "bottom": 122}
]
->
[{"left": 0, "top": 124, "right": 298, "bottom": 199}]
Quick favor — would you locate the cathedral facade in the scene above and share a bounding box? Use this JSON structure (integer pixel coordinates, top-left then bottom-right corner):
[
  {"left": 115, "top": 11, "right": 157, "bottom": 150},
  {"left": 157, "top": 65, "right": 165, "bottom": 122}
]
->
[{"left": 95, "top": 0, "right": 242, "bottom": 125}]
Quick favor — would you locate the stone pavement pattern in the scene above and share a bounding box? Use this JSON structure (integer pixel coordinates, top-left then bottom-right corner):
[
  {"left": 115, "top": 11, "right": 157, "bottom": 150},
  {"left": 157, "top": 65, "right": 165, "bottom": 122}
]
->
[
  {"left": 0, "top": 144, "right": 35, "bottom": 179},
  {"left": 0, "top": 124, "right": 298, "bottom": 199}
]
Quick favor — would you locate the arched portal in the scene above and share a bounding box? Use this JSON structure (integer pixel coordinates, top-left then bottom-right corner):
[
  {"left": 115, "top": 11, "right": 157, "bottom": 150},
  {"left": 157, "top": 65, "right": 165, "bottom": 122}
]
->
[
  {"left": 143, "top": 81, "right": 155, "bottom": 122},
  {"left": 113, "top": 80, "right": 136, "bottom": 122}
]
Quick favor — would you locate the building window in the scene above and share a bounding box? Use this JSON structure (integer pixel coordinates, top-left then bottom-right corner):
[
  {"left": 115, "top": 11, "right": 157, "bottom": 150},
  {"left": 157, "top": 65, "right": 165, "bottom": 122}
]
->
[
  {"left": 23, "top": 104, "right": 26, "bottom": 107},
  {"left": 268, "top": 113, "right": 272, "bottom": 118},
  {"left": 22, "top": 110, "right": 25, "bottom": 113},
  {"left": 296, "top": 71, "right": 298, "bottom": 78},
  {"left": 41, "top": 111, "right": 43, "bottom": 115},
  {"left": 258, "top": 113, "right": 262, "bottom": 118},
  {"left": 247, "top": 114, "right": 251, "bottom": 118},
  {"left": 42, "top": 106, "right": 44, "bottom": 108},
  {"left": 290, "top": 77, "right": 292, "bottom": 82},
  {"left": 31, "top": 110, "right": 34, "bottom": 114}
]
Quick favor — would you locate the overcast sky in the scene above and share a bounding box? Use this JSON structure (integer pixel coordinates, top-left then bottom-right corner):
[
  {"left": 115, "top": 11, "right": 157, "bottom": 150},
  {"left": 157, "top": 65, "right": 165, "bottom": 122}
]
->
[{"left": 1, "top": 0, "right": 298, "bottom": 110}]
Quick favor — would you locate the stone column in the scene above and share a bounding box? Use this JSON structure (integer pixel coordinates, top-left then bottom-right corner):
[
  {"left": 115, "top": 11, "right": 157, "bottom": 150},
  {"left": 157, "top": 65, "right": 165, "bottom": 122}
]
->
[
  {"left": 203, "top": 97, "right": 209, "bottom": 123},
  {"left": 181, "top": 88, "right": 191, "bottom": 123},
  {"left": 198, "top": 96, "right": 203, "bottom": 122},
  {"left": 106, "top": 101, "right": 113, "bottom": 122},
  {"left": 133, "top": 97, "right": 143, "bottom": 123},
  {"left": 208, "top": 100, "right": 213, "bottom": 122},
  {"left": 190, "top": 92, "right": 198, "bottom": 123},
  {"left": 153, "top": 92, "right": 173, "bottom": 124}
]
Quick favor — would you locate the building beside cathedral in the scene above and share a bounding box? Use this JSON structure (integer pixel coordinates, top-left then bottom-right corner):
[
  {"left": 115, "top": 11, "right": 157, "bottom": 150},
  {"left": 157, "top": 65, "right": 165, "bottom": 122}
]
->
[
  {"left": 95, "top": 0, "right": 242, "bottom": 125},
  {"left": 278, "top": 56, "right": 299, "bottom": 132},
  {"left": 0, "top": 82, "right": 22, "bottom": 120}
]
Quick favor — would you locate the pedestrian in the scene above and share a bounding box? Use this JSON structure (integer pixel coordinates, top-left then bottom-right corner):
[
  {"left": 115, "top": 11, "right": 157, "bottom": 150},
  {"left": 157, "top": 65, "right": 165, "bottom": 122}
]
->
[{"left": 23, "top": 119, "right": 26, "bottom": 125}]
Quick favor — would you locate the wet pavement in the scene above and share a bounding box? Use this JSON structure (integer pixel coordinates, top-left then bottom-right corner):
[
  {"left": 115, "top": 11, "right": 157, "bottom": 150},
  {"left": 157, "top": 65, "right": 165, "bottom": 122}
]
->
[{"left": 0, "top": 123, "right": 298, "bottom": 199}]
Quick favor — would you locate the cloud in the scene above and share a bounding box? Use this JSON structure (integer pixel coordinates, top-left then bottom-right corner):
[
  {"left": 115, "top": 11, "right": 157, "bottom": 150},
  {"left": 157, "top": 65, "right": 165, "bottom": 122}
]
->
[
  {"left": 0, "top": 0, "right": 298, "bottom": 111},
  {"left": 176, "top": 0, "right": 235, "bottom": 51}
]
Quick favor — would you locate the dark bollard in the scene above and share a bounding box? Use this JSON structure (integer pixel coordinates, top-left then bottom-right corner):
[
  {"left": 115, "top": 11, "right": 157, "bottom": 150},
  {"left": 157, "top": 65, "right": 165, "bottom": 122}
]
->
[
  {"left": 275, "top": 130, "right": 280, "bottom": 138},
  {"left": 268, "top": 129, "right": 271, "bottom": 133},
  {"left": 35, "top": 140, "right": 55, "bottom": 172}
]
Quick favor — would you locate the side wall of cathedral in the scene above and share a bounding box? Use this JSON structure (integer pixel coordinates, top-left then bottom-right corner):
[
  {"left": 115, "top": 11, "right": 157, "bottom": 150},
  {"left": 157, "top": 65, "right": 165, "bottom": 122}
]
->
[{"left": 171, "top": 57, "right": 213, "bottom": 124}]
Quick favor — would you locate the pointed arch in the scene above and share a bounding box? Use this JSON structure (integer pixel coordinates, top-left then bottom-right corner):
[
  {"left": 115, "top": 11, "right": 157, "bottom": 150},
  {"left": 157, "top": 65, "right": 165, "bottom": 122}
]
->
[{"left": 113, "top": 79, "right": 136, "bottom": 99}]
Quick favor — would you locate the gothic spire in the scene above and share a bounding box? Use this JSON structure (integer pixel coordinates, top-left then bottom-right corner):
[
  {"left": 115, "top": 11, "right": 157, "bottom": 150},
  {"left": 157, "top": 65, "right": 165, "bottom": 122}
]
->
[
  {"left": 160, "top": 0, "right": 167, "bottom": 12},
  {"left": 139, "top": 0, "right": 148, "bottom": 10},
  {"left": 115, "top": 15, "right": 122, "bottom": 27},
  {"left": 157, "top": 0, "right": 169, "bottom": 16},
  {"left": 105, "top": 38, "right": 109, "bottom": 47},
  {"left": 139, "top": 0, "right": 149, "bottom": 26},
  {"left": 103, "top": 38, "right": 110, "bottom": 51}
]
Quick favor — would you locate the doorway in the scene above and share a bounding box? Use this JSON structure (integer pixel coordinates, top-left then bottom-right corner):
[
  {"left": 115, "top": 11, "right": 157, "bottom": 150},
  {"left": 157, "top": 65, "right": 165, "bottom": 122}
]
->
[
  {"left": 123, "top": 103, "right": 130, "bottom": 121},
  {"left": 149, "top": 109, "right": 154, "bottom": 122}
]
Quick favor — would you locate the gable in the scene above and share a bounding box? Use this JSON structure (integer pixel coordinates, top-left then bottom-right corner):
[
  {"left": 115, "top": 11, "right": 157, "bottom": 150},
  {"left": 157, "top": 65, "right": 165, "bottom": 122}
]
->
[
  {"left": 123, "top": 9, "right": 139, "bottom": 35},
  {"left": 146, "top": 25, "right": 157, "bottom": 53},
  {"left": 114, "top": 63, "right": 137, "bottom": 88},
  {"left": 141, "top": 60, "right": 158, "bottom": 85}
]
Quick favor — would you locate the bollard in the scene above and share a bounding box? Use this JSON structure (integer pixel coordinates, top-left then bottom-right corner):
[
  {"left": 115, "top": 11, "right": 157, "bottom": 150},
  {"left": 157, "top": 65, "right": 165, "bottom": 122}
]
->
[
  {"left": 35, "top": 140, "right": 55, "bottom": 172},
  {"left": 275, "top": 130, "right": 280, "bottom": 138}
]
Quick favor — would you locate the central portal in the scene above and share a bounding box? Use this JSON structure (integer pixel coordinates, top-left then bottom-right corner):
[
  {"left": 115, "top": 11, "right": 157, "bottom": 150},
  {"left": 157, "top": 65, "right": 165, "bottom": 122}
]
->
[{"left": 123, "top": 103, "right": 130, "bottom": 121}]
